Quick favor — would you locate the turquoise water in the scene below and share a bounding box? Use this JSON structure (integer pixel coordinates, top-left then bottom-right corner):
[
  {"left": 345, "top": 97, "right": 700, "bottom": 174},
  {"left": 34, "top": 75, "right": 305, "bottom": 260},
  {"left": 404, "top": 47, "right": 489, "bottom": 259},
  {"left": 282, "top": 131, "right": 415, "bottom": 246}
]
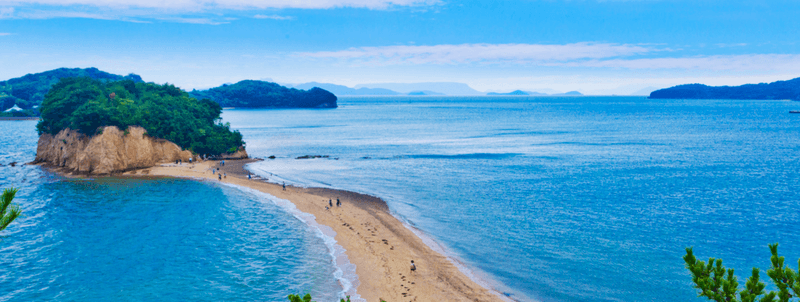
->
[
  {"left": 0, "top": 121, "right": 347, "bottom": 301},
  {"left": 227, "top": 96, "right": 800, "bottom": 301},
  {"left": 3, "top": 96, "right": 800, "bottom": 302}
]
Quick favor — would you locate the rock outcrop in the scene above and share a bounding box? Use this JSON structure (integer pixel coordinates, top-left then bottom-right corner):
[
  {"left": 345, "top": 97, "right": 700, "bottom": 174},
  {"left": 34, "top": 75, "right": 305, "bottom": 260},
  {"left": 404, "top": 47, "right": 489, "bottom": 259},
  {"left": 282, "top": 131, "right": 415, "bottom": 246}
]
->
[
  {"left": 220, "top": 146, "right": 249, "bottom": 160},
  {"left": 34, "top": 126, "right": 193, "bottom": 175}
]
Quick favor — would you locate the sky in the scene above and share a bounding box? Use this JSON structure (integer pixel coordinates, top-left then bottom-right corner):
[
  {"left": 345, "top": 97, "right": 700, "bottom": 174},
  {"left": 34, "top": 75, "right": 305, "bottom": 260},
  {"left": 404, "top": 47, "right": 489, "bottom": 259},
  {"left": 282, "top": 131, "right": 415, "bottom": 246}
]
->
[{"left": 1, "top": 0, "right": 799, "bottom": 94}]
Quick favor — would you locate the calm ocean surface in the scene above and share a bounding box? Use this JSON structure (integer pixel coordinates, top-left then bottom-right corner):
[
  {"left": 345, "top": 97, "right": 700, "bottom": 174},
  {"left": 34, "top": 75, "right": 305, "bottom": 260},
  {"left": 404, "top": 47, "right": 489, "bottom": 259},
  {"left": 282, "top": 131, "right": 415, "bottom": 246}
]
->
[
  {"left": 231, "top": 96, "right": 800, "bottom": 302},
  {"left": 0, "top": 121, "right": 347, "bottom": 301},
  {"left": 2, "top": 96, "right": 799, "bottom": 302}
]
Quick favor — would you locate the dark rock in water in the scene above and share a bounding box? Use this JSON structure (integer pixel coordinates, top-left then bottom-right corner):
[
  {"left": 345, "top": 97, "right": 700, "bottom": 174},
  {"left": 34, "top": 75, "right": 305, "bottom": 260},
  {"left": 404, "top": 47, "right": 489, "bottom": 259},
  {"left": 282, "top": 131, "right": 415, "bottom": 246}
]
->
[
  {"left": 296, "top": 155, "right": 330, "bottom": 159},
  {"left": 9, "top": 162, "right": 16, "bottom": 167},
  {"left": 361, "top": 156, "right": 371, "bottom": 159},
  {"left": 268, "top": 155, "right": 276, "bottom": 159}
]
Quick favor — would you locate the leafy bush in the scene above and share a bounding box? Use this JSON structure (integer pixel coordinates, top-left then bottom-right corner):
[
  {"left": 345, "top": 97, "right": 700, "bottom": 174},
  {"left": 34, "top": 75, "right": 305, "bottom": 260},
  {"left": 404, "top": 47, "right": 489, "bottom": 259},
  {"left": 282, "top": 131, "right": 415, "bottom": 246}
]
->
[
  {"left": 36, "top": 77, "right": 244, "bottom": 156},
  {"left": 287, "top": 294, "right": 351, "bottom": 302}
]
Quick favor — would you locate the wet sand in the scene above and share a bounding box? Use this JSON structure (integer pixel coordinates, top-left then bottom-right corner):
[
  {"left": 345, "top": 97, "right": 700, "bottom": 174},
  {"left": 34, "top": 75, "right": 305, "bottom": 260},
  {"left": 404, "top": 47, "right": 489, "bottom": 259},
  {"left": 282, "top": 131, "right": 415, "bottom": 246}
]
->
[{"left": 126, "top": 159, "right": 504, "bottom": 302}]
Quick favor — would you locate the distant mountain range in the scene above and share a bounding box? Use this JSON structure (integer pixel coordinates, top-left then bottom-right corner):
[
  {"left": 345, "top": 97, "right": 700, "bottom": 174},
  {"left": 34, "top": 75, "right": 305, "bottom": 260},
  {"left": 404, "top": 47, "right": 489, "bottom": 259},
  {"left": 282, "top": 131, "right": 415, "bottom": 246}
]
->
[
  {"left": 353, "top": 82, "right": 484, "bottom": 95},
  {"left": 486, "top": 90, "right": 583, "bottom": 96},
  {"left": 293, "top": 82, "right": 400, "bottom": 96},
  {"left": 290, "top": 82, "right": 591, "bottom": 97},
  {"left": 649, "top": 77, "right": 800, "bottom": 100}
]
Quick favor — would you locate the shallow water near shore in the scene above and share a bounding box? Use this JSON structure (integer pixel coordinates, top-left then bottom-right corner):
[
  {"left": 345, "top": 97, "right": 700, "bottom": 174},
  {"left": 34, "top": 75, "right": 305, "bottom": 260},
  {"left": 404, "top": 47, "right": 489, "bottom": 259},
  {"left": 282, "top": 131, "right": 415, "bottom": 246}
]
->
[
  {"left": 233, "top": 96, "right": 800, "bottom": 301},
  {"left": 0, "top": 121, "right": 346, "bottom": 301}
]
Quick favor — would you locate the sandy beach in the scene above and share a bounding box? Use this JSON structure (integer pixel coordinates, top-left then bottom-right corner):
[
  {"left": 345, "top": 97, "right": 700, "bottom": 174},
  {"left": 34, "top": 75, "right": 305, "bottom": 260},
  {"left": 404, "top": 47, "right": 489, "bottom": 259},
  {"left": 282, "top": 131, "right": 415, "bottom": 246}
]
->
[{"left": 124, "top": 159, "right": 504, "bottom": 302}]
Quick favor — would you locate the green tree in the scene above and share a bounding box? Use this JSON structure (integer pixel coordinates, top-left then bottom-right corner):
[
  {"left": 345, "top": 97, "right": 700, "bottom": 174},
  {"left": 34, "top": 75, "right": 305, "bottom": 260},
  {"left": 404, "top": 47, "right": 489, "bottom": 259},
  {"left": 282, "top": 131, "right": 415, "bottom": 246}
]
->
[
  {"left": 1, "top": 188, "right": 21, "bottom": 233},
  {"left": 683, "top": 243, "right": 800, "bottom": 302}
]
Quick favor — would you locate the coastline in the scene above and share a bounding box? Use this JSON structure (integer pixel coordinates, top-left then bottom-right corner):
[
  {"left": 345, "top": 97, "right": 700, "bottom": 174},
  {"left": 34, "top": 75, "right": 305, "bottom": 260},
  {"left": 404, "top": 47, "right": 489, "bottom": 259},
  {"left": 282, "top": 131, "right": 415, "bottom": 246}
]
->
[{"left": 124, "top": 159, "right": 505, "bottom": 302}]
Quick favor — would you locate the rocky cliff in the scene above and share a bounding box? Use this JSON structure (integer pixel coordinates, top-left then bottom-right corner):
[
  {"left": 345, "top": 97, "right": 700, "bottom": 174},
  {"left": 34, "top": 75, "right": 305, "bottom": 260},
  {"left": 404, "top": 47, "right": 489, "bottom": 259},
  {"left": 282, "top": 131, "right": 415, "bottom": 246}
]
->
[{"left": 34, "top": 126, "right": 193, "bottom": 175}]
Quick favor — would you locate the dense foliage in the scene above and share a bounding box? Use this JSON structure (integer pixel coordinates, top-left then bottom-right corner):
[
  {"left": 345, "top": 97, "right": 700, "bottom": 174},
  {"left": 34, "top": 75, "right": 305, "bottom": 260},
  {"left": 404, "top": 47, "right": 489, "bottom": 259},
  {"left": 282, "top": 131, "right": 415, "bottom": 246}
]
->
[
  {"left": 190, "top": 80, "right": 337, "bottom": 108},
  {"left": 684, "top": 243, "right": 800, "bottom": 302},
  {"left": 36, "top": 77, "right": 244, "bottom": 156},
  {"left": 0, "top": 67, "right": 143, "bottom": 114},
  {"left": 287, "top": 294, "right": 352, "bottom": 302},
  {"left": 1, "top": 188, "right": 21, "bottom": 234},
  {"left": 651, "top": 78, "right": 800, "bottom": 100}
]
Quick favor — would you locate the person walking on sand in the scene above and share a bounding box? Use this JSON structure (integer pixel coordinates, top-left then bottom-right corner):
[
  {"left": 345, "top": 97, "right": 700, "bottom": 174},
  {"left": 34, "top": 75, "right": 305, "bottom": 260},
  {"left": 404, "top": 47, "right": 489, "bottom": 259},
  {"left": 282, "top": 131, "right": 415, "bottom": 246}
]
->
[
  {"left": 218, "top": 173, "right": 222, "bottom": 181},
  {"left": 410, "top": 260, "right": 416, "bottom": 273},
  {"left": 282, "top": 182, "right": 286, "bottom": 191},
  {"left": 248, "top": 173, "right": 251, "bottom": 180},
  {"left": 329, "top": 199, "right": 333, "bottom": 207},
  {"left": 336, "top": 198, "right": 340, "bottom": 207},
  {"left": 223, "top": 173, "right": 227, "bottom": 179}
]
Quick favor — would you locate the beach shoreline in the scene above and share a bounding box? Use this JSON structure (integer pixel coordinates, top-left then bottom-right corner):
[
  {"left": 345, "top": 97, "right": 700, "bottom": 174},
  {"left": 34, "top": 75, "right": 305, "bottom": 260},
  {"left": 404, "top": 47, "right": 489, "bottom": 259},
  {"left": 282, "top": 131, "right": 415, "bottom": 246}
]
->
[{"left": 122, "top": 159, "right": 506, "bottom": 302}]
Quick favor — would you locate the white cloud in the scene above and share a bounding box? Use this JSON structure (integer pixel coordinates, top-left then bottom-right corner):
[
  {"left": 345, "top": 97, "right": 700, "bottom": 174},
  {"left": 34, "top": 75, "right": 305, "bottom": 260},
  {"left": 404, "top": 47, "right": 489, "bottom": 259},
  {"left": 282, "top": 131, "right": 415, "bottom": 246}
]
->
[
  {"left": 253, "top": 14, "right": 293, "bottom": 20},
  {"left": 295, "top": 43, "right": 654, "bottom": 65},
  {"left": 0, "top": 0, "right": 437, "bottom": 10},
  {"left": 0, "top": 0, "right": 435, "bottom": 23},
  {"left": 561, "top": 54, "right": 800, "bottom": 71},
  {"left": 0, "top": 6, "right": 13, "bottom": 17},
  {"left": 0, "top": 32, "right": 10, "bottom": 36}
]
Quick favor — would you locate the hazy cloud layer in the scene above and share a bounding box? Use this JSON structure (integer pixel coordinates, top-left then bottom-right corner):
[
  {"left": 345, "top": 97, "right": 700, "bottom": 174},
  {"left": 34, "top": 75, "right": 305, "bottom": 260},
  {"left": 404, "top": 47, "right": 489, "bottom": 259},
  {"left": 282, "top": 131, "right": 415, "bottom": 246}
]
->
[
  {"left": 296, "top": 43, "right": 800, "bottom": 72},
  {"left": 563, "top": 54, "right": 800, "bottom": 71},
  {"left": 253, "top": 14, "right": 293, "bottom": 20},
  {"left": 296, "top": 43, "right": 654, "bottom": 65}
]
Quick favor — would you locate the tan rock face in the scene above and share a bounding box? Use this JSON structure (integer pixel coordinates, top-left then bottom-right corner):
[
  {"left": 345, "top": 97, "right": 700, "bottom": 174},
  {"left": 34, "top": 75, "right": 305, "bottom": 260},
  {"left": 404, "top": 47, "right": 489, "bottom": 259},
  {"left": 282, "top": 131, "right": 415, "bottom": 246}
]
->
[
  {"left": 35, "top": 126, "right": 193, "bottom": 175},
  {"left": 220, "top": 147, "right": 249, "bottom": 160}
]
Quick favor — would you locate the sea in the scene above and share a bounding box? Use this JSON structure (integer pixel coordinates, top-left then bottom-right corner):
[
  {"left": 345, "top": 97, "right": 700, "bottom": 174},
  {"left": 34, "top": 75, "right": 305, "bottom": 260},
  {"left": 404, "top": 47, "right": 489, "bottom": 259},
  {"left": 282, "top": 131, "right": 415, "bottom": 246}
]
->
[{"left": 2, "top": 96, "right": 800, "bottom": 302}]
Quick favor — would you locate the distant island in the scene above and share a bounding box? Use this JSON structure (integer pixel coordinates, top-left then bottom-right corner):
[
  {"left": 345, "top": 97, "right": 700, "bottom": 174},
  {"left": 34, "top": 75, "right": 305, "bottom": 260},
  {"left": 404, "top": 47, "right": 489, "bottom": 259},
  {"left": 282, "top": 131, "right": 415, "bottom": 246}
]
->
[
  {"left": 0, "top": 67, "right": 143, "bottom": 117},
  {"left": 190, "top": 80, "right": 337, "bottom": 108},
  {"left": 649, "top": 77, "right": 800, "bottom": 100},
  {"left": 34, "top": 77, "right": 246, "bottom": 174},
  {"left": 293, "top": 82, "right": 401, "bottom": 96},
  {"left": 486, "top": 90, "right": 582, "bottom": 96}
]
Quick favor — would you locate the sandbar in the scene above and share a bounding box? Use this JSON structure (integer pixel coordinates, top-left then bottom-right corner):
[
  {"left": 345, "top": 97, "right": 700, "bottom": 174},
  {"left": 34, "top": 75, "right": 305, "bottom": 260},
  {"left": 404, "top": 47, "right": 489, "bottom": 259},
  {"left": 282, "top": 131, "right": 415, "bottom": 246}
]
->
[{"left": 125, "top": 159, "right": 504, "bottom": 302}]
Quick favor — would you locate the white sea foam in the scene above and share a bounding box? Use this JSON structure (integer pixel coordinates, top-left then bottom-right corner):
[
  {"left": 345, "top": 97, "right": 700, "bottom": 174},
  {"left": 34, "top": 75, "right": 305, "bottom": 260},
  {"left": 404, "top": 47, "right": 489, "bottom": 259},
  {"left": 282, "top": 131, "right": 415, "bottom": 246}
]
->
[{"left": 213, "top": 180, "right": 364, "bottom": 302}]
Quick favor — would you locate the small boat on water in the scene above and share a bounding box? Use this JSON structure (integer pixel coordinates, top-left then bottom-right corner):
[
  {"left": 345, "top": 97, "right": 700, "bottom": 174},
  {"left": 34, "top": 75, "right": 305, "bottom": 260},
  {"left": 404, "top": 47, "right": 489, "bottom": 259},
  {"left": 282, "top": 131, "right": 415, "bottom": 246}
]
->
[{"left": 791, "top": 111, "right": 800, "bottom": 113}]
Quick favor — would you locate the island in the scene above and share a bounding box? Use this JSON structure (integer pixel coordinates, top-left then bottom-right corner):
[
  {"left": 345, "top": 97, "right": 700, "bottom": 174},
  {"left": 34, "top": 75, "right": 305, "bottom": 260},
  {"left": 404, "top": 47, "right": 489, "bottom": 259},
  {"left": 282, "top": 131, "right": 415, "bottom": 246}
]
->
[
  {"left": 33, "top": 77, "right": 246, "bottom": 175},
  {"left": 487, "top": 90, "right": 535, "bottom": 96},
  {"left": 649, "top": 77, "right": 800, "bottom": 100},
  {"left": 0, "top": 67, "right": 143, "bottom": 117},
  {"left": 190, "top": 80, "right": 338, "bottom": 108}
]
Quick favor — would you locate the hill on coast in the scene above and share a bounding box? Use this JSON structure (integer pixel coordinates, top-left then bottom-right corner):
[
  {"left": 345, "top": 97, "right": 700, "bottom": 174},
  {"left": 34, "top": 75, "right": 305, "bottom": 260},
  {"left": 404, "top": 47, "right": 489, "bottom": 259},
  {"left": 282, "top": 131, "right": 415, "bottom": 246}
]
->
[
  {"left": 0, "top": 67, "right": 143, "bottom": 116},
  {"left": 650, "top": 77, "right": 800, "bottom": 100},
  {"left": 190, "top": 80, "right": 337, "bottom": 108},
  {"left": 37, "top": 77, "right": 244, "bottom": 156}
]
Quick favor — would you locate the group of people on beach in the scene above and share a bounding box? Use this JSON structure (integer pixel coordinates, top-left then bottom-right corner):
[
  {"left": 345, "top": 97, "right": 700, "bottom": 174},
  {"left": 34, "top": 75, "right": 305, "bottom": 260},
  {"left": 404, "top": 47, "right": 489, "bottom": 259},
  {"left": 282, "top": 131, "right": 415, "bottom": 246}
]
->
[{"left": 325, "top": 198, "right": 342, "bottom": 210}]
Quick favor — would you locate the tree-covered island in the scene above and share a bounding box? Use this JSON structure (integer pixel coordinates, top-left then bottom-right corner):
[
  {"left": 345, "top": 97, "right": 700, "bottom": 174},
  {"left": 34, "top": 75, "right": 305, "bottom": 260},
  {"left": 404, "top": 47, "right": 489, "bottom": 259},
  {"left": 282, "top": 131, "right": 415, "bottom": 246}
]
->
[
  {"left": 37, "top": 77, "right": 244, "bottom": 156},
  {"left": 190, "top": 80, "right": 338, "bottom": 108},
  {"left": 650, "top": 77, "right": 800, "bottom": 101}
]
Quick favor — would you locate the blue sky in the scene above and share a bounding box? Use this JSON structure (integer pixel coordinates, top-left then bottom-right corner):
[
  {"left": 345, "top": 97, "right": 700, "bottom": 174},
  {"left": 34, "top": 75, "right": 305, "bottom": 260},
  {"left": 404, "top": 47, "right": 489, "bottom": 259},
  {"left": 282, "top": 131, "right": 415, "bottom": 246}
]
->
[{"left": 1, "top": 0, "right": 799, "bottom": 94}]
